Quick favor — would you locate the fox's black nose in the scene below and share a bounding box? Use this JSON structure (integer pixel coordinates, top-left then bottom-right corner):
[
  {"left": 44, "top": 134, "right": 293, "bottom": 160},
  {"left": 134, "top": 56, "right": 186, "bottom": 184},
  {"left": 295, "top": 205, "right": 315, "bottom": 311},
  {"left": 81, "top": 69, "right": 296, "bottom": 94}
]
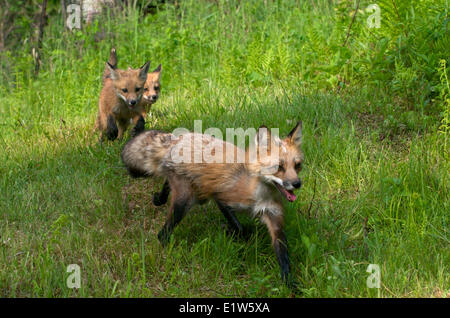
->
[
  {"left": 129, "top": 100, "right": 137, "bottom": 105},
  {"left": 150, "top": 95, "right": 158, "bottom": 101},
  {"left": 292, "top": 180, "right": 302, "bottom": 189}
]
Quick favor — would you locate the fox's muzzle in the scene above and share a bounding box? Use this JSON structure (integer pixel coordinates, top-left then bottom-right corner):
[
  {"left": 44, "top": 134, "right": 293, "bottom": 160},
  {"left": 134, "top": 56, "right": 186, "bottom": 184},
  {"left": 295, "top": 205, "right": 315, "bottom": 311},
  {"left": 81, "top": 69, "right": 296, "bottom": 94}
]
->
[
  {"left": 283, "top": 179, "right": 302, "bottom": 190},
  {"left": 144, "top": 94, "right": 158, "bottom": 103},
  {"left": 292, "top": 179, "right": 302, "bottom": 189}
]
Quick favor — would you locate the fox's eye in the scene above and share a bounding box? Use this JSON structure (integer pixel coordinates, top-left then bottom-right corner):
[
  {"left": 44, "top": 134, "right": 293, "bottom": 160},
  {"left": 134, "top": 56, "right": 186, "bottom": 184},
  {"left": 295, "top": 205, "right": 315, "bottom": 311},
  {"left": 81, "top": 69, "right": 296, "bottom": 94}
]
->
[
  {"left": 122, "top": 88, "right": 128, "bottom": 93},
  {"left": 154, "top": 85, "right": 160, "bottom": 91},
  {"left": 278, "top": 164, "right": 285, "bottom": 172},
  {"left": 295, "top": 162, "right": 303, "bottom": 170},
  {"left": 135, "top": 87, "right": 142, "bottom": 92},
  {"left": 144, "top": 87, "right": 148, "bottom": 91}
]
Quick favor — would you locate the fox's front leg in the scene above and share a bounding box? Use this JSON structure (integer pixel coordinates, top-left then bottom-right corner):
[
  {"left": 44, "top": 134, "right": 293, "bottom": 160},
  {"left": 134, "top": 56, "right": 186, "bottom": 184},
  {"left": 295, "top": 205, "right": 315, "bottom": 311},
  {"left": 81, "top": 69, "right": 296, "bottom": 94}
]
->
[
  {"left": 116, "top": 118, "right": 130, "bottom": 140},
  {"left": 261, "top": 213, "right": 293, "bottom": 286},
  {"left": 130, "top": 115, "right": 145, "bottom": 137},
  {"left": 104, "top": 114, "right": 118, "bottom": 141},
  {"left": 158, "top": 197, "right": 193, "bottom": 245},
  {"left": 153, "top": 179, "right": 170, "bottom": 206},
  {"left": 157, "top": 179, "right": 194, "bottom": 245},
  {"left": 141, "top": 109, "right": 148, "bottom": 120}
]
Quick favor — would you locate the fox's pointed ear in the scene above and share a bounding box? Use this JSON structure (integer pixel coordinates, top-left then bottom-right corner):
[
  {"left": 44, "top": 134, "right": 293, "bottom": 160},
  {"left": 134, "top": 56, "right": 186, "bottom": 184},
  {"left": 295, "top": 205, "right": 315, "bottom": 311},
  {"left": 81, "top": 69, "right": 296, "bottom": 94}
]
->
[
  {"left": 255, "top": 125, "right": 272, "bottom": 148},
  {"left": 139, "top": 61, "right": 150, "bottom": 81},
  {"left": 287, "top": 121, "right": 302, "bottom": 148},
  {"left": 106, "top": 62, "right": 119, "bottom": 80},
  {"left": 153, "top": 64, "right": 162, "bottom": 73},
  {"left": 152, "top": 64, "right": 162, "bottom": 80}
]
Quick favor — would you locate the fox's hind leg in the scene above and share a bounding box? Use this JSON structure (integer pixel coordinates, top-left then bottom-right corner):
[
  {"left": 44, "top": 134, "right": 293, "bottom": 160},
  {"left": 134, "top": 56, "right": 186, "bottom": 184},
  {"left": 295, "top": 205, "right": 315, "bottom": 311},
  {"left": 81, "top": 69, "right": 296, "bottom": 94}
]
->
[
  {"left": 153, "top": 179, "right": 170, "bottom": 206},
  {"left": 157, "top": 178, "right": 194, "bottom": 245},
  {"left": 215, "top": 200, "right": 243, "bottom": 235}
]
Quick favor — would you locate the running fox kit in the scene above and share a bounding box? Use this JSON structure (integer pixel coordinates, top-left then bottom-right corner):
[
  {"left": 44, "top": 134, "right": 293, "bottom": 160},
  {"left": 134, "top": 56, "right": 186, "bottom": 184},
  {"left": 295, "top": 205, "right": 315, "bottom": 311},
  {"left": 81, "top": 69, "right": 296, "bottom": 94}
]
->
[
  {"left": 96, "top": 51, "right": 150, "bottom": 141},
  {"left": 102, "top": 48, "right": 162, "bottom": 119},
  {"left": 121, "top": 122, "right": 304, "bottom": 285}
]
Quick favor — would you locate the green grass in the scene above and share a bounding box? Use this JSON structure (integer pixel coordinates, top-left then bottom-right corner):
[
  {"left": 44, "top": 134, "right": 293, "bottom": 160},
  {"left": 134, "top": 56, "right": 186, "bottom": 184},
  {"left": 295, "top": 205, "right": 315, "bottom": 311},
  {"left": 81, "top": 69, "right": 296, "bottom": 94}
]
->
[{"left": 0, "top": 0, "right": 448, "bottom": 297}]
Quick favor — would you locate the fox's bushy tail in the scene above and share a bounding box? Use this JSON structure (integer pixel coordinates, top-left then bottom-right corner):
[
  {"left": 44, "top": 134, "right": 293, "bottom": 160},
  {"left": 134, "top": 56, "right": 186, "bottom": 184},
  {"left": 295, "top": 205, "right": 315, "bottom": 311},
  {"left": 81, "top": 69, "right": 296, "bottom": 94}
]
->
[
  {"left": 121, "top": 130, "right": 173, "bottom": 178},
  {"left": 102, "top": 48, "right": 118, "bottom": 85}
]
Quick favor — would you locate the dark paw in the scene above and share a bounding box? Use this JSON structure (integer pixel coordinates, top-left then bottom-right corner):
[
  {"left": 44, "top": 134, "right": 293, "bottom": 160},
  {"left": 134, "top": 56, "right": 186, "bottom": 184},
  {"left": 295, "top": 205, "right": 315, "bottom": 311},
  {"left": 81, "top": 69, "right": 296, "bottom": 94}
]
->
[
  {"left": 281, "top": 272, "right": 301, "bottom": 291},
  {"left": 130, "top": 116, "right": 145, "bottom": 137}
]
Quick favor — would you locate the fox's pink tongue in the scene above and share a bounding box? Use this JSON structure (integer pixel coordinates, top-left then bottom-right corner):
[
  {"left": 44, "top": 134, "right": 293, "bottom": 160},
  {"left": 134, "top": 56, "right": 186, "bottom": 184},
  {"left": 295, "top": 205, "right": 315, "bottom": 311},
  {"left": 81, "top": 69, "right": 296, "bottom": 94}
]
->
[
  {"left": 276, "top": 184, "right": 297, "bottom": 202},
  {"left": 286, "top": 191, "right": 297, "bottom": 202}
]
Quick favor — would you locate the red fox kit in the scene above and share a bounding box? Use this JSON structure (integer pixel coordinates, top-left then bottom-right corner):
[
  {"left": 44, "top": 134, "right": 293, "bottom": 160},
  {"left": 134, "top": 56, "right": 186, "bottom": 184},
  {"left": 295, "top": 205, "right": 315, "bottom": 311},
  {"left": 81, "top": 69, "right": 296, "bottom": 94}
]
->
[
  {"left": 140, "top": 63, "right": 161, "bottom": 118},
  {"left": 102, "top": 48, "right": 162, "bottom": 120},
  {"left": 96, "top": 59, "right": 150, "bottom": 141},
  {"left": 121, "top": 122, "right": 304, "bottom": 286}
]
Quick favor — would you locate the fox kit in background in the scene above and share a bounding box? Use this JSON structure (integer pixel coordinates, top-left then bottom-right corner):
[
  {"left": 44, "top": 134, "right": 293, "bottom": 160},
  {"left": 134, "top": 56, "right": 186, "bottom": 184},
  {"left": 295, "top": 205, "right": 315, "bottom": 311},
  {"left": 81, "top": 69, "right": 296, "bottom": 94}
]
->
[
  {"left": 96, "top": 58, "right": 150, "bottom": 141},
  {"left": 121, "top": 122, "right": 304, "bottom": 286},
  {"left": 140, "top": 63, "right": 162, "bottom": 118},
  {"left": 103, "top": 48, "right": 162, "bottom": 119}
]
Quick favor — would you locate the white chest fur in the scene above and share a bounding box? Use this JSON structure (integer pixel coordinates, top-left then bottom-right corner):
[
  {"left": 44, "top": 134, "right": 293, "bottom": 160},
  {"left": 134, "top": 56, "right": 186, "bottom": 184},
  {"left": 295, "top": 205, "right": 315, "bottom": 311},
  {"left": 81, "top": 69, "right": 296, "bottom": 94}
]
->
[{"left": 252, "top": 183, "right": 283, "bottom": 218}]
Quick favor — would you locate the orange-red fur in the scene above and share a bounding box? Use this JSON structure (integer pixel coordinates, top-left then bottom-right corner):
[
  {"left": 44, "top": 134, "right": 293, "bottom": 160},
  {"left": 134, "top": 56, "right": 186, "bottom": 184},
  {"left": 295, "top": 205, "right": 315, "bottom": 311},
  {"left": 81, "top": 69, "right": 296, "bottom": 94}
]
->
[
  {"left": 96, "top": 54, "right": 150, "bottom": 141},
  {"left": 121, "top": 122, "right": 304, "bottom": 286},
  {"left": 102, "top": 48, "right": 162, "bottom": 124}
]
